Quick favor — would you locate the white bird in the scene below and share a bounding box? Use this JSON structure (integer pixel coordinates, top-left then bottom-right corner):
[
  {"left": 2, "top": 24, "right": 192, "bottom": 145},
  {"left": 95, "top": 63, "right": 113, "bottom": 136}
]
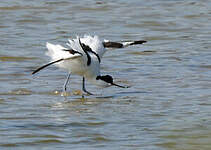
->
[{"left": 32, "top": 35, "right": 146, "bottom": 95}]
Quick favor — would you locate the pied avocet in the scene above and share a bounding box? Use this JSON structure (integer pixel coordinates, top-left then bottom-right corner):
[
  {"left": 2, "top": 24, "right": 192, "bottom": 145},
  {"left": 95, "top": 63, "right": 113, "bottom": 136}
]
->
[{"left": 32, "top": 35, "right": 146, "bottom": 95}]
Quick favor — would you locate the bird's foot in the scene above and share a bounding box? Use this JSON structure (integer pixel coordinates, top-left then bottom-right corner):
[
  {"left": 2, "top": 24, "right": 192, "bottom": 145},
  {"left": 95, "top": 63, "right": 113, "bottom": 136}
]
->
[
  {"left": 82, "top": 86, "right": 93, "bottom": 95},
  {"left": 82, "top": 89, "right": 93, "bottom": 98},
  {"left": 84, "top": 90, "right": 93, "bottom": 95}
]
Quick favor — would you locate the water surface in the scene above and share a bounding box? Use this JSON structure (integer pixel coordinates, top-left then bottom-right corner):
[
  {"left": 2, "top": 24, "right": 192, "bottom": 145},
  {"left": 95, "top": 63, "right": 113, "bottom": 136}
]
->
[{"left": 1, "top": 0, "right": 211, "bottom": 149}]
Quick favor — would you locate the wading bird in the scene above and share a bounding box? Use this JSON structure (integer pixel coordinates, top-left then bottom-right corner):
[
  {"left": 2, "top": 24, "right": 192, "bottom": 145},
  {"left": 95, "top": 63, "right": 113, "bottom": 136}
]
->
[{"left": 32, "top": 35, "right": 146, "bottom": 95}]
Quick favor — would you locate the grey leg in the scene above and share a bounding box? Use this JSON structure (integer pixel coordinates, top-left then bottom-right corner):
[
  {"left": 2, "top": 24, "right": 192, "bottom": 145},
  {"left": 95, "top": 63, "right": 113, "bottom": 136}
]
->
[
  {"left": 63, "top": 73, "right": 71, "bottom": 92},
  {"left": 82, "top": 77, "right": 93, "bottom": 95}
]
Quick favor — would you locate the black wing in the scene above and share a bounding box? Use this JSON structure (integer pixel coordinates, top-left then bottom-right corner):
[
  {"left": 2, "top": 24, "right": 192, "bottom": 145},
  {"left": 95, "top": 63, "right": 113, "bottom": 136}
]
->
[
  {"left": 32, "top": 58, "right": 64, "bottom": 75},
  {"left": 103, "top": 40, "right": 147, "bottom": 48}
]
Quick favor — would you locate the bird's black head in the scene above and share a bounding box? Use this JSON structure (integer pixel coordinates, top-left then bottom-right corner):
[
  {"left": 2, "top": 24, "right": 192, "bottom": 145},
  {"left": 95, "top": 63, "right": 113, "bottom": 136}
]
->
[
  {"left": 96, "top": 75, "right": 113, "bottom": 84},
  {"left": 96, "top": 75, "right": 128, "bottom": 88}
]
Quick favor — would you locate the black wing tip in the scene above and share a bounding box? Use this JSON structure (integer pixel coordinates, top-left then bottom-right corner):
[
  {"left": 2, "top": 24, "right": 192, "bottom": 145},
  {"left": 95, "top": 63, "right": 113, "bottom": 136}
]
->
[
  {"left": 103, "top": 42, "right": 123, "bottom": 48},
  {"left": 103, "top": 40, "right": 147, "bottom": 48},
  {"left": 31, "top": 58, "right": 64, "bottom": 75},
  {"left": 132, "top": 40, "right": 147, "bottom": 45},
  {"left": 31, "top": 68, "right": 41, "bottom": 75},
  {"left": 63, "top": 49, "right": 83, "bottom": 56}
]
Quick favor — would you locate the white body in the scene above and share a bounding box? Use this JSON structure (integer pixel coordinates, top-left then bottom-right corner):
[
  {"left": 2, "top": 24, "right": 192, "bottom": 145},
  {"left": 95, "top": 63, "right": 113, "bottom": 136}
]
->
[{"left": 46, "top": 35, "right": 106, "bottom": 81}]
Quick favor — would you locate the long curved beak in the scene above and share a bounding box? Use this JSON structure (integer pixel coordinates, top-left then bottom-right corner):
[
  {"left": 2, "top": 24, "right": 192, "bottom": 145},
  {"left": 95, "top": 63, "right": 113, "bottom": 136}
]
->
[{"left": 111, "top": 83, "right": 129, "bottom": 88}]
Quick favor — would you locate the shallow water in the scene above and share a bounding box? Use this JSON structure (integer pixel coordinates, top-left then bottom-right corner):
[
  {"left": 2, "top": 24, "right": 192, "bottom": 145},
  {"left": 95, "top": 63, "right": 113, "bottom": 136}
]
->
[{"left": 1, "top": 0, "right": 211, "bottom": 149}]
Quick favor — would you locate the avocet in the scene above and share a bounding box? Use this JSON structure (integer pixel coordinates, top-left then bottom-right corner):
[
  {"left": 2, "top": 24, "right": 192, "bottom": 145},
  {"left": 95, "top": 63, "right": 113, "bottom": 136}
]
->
[{"left": 32, "top": 35, "right": 146, "bottom": 95}]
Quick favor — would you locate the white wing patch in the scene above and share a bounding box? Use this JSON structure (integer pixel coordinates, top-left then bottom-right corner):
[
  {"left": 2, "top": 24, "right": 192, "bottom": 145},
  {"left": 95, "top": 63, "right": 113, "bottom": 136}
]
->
[
  {"left": 67, "top": 35, "right": 106, "bottom": 58},
  {"left": 46, "top": 42, "right": 81, "bottom": 61}
]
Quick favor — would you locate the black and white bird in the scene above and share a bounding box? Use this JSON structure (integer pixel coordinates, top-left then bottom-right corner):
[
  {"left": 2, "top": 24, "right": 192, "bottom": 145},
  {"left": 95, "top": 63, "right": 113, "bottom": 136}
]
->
[{"left": 32, "top": 35, "right": 146, "bottom": 95}]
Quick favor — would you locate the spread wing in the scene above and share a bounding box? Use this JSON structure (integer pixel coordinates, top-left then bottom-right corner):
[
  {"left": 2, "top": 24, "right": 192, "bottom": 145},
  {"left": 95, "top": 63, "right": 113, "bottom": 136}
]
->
[
  {"left": 32, "top": 42, "right": 83, "bottom": 75},
  {"left": 32, "top": 55, "right": 82, "bottom": 75},
  {"left": 103, "top": 40, "right": 147, "bottom": 48}
]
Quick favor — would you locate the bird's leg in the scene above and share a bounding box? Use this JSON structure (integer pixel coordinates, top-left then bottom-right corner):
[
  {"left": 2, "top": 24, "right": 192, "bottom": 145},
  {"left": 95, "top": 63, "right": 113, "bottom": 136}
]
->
[
  {"left": 82, "top": 77, "right": 93, "bottom": 95},
  {"left": 63, "top": 73, "right": 71, "bottom": 93}
]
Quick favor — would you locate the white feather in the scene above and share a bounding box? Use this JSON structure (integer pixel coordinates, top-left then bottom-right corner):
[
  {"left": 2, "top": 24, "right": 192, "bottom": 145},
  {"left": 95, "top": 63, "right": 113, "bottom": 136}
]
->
[
  {"left": 122, "top": 41, "right": 134, "bottom": 47},
  {"left": 76, "top": 35, "right": 106, "bottom": 58},
  {"left": 45, "top": 35, "right": 104, "bottom": 80}
]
